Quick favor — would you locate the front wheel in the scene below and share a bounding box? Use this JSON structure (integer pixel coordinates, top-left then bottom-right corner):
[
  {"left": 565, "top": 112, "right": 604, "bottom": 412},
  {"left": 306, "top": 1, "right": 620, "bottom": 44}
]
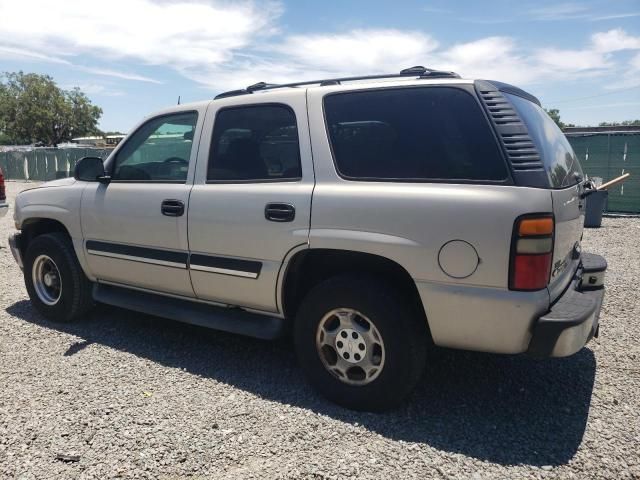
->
[
  {"left": 294, "top": 274, "right": 428, "bottom": 411},
  {"left": 24, "top": 233, "right": 94, "bottom": 323}
]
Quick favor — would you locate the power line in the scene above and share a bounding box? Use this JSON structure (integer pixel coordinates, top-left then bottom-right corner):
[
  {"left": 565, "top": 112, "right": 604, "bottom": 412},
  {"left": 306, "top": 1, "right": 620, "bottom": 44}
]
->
[{"left": 545, "top": 85, "right": 640, "bottom": 105}]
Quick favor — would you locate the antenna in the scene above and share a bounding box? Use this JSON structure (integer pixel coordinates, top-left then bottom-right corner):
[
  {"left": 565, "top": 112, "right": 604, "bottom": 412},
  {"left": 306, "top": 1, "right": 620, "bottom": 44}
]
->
[{"left": 177, "top": 95, "right": 181, "bottom": 105}]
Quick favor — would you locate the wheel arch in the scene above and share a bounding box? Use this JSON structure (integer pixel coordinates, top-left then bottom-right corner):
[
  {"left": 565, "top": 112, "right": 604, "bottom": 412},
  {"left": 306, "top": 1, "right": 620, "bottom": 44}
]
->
[
  {"left": 280, "top": 248, "right": 430, "bottom": 336},
  {"left": 20, "top": 217, "right": 72, "bottom": 253},
  {"left": 19, "top": 217, "right": 93, "bottom": 281}
]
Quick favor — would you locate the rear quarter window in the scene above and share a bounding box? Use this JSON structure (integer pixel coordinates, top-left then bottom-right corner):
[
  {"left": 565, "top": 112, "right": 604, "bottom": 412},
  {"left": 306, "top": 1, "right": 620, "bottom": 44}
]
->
[
  {"left": 323, "top": 87, "right": 508, "bottom": 182},
  {"left": 505, "top": 93, "right": 583, "bottom": 188}
]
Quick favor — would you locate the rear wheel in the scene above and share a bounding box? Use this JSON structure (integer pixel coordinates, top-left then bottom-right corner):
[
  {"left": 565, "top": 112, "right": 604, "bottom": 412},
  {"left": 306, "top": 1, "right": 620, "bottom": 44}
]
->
[
  {"left": 24, "top": 233, "right": 94, "bottom": 322},
  {"left": 294, "top": 274, "right": 428, "bottom": 411}
]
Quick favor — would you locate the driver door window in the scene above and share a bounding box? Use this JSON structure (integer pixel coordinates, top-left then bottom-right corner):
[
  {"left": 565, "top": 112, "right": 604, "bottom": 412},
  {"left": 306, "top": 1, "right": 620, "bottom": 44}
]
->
[{"left": 112, "top": 112, "right": 198, "bottom": 182}]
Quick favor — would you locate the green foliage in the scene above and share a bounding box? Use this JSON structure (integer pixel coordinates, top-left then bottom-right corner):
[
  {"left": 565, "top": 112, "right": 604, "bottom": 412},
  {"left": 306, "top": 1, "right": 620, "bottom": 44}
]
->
[
  {"left": 598, "top": 120, "right": 640, "bottom": 127},
  {"left": 0, "top": 71, "right": 103, "bottom": 146},
  {"left": 544, "top": 108, "right": 565, "bottom": 129},
  {"left": 543, "top": 108, "right": 578, "bottom": 130}
]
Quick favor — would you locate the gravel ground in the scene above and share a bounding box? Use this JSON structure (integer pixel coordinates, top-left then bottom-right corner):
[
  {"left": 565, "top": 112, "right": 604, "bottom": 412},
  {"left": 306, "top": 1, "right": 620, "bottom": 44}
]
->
[{"left": 1, "top": 180, "right": 639, "bottom": 479}]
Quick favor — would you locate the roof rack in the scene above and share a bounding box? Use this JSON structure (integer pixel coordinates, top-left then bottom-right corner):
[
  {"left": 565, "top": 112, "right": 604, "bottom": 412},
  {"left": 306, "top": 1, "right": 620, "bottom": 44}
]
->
[{"left": 214, "top": 66, "right": 460, "bottom": 100}]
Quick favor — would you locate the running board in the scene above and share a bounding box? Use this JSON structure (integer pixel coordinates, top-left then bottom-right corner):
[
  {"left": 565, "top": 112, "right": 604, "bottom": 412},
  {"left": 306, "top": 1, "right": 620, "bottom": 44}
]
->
[{"left": 93, "top": 283, "right": 286, "bottom": 340}]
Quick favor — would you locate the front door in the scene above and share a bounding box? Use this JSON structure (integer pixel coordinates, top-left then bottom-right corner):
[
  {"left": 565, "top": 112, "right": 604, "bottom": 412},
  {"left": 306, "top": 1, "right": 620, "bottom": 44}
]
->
[
  {"left": 188, "top": 91, "right": 314, "bottom": 312},
  {"left": 80, "top": 109, "right": 204, "bottom": 297}
]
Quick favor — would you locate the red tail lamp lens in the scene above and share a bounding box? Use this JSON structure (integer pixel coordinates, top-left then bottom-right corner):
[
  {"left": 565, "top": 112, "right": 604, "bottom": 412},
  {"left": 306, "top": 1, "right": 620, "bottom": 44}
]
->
[{"left": 510, "top": 215, "right": 554, "bottom": 291}]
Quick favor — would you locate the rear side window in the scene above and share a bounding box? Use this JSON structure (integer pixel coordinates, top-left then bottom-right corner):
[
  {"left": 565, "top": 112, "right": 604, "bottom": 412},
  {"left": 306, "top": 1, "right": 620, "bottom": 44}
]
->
[
  {"left": 208, "top": 104, "right": 301, "bottom": 182},
  {"left": 323, "top": 87, "right": 508, "bottom": 182},
  {"left": 505, "top": 93, "right": 583, "bottom": 188}
]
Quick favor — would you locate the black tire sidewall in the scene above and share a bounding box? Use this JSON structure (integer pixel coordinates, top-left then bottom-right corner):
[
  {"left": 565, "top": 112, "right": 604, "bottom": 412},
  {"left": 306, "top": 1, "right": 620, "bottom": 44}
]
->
[
  {"left": 295, "top": 275, "right": 427, "bottom": 411},
  {"left": 24, "top": 234, "right": 85, "bottom": 322}
]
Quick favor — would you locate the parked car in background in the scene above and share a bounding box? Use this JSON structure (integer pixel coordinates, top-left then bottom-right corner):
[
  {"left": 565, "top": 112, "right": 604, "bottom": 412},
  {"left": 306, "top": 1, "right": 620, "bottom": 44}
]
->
[
  {"left": 7, "top": 67, "right": 607, "bottom": 411},
  {"left": 0, "top": 167, "right": 8, "bottom": 217}
]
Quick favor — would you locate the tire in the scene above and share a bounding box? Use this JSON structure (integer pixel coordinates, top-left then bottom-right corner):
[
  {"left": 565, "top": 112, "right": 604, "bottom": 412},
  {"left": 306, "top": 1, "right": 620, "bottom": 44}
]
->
[
  {"left": 294, "top": 274, "right": 428, "bottom": 411},
  {"left": 24, "top": 232, "right": 94, "bottom": 323}
]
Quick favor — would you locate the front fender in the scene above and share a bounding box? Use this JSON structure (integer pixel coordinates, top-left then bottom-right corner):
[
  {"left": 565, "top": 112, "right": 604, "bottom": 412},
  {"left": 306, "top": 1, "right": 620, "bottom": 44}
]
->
[{"left": 14, "top": 182, "right": 93, "bottom": 280}]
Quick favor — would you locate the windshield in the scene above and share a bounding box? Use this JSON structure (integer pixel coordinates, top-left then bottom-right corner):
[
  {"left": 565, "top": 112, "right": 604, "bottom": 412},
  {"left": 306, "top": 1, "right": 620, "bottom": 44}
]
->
[{"left": 505, "top": 93, "right": 583, "bottom": 188}]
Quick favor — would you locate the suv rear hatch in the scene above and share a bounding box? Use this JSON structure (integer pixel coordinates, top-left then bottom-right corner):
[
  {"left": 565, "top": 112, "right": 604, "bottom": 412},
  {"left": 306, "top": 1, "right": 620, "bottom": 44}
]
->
[{"left": 504, "top": 92, "right": 585, "bottom": 301}]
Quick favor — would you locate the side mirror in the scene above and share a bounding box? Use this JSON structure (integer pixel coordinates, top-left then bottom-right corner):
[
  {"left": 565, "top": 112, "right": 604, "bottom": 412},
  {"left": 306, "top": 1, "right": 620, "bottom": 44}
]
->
[{"left": 74, "top": 157, "right": 110, "bottom": 184}]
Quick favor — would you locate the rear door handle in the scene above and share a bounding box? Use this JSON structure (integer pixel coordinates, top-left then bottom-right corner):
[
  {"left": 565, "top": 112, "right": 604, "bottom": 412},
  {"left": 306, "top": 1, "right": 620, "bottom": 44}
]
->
[
  {"left": 161, "top": 199, "right": 185, "bottom": 217},
  {"left": 265, "top": 203, "right": 295, "bottom": 222}
]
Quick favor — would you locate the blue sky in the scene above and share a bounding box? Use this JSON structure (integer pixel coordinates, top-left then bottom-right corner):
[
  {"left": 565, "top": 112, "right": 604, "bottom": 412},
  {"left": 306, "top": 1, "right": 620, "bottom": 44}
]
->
[{"left": 1, "top": 0, "right": 639, "bottom": 132}]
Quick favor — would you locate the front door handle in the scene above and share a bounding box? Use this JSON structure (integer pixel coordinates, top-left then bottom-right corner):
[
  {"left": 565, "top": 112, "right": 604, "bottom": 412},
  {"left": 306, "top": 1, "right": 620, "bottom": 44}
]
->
[
  {"left": 161, "top": 199, "right": 185, "bottom": 217},
  {"left": 265, "top": 203, "right": 295, "bottom": 222}
]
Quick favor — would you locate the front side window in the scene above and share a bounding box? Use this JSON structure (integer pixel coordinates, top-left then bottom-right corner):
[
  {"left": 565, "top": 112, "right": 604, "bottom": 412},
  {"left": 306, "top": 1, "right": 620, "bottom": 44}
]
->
[
  {"left": 112, "top": 112, "right": 198, "bottom": 182},
  {"left": 324, "top": 87, "right": 508, "bottom": 182},
  {"left": 505, "top": 93, "right": 583, "bottom": 188},
  {"left": 208, "top": 105, "right": 301, "bottom": 181}
]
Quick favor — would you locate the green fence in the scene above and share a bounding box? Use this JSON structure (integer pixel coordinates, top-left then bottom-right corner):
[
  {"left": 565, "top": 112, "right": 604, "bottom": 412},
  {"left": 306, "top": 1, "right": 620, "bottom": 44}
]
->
[
  {"left": 567, "top": 133, "right": 640, "bottom": 213},
  {"left": 0, "top": 148, "right": 110, "bottom": 181},
  {"left": 1, "top": 134, "right": 639, "bottom": 213}
]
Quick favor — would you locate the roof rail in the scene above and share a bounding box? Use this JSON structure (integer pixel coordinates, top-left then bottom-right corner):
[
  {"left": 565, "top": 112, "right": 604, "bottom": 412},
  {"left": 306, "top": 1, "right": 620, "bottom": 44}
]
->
[{"left": 213, "top": 66, "right": 460, "bottom": 100}]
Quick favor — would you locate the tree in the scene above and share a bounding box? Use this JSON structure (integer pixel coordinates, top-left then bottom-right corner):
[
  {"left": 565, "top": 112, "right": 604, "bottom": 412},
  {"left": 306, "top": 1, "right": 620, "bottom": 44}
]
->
[
  {"left": 598, "top": 120, "right": 640, "bottom": 127},
  {"left": 0, "top": 71, "right": 102, "bottom": 146},
  {"left": 544, "top": 108, "right": 565, "bottom": 129}
]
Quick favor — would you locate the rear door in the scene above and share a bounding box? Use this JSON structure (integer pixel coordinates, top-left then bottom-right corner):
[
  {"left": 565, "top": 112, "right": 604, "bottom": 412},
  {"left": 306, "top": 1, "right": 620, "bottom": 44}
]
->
[
  {"left": 187, "top": 90, "right": 314, "bottom": 313},
  {"left": 505, "top": 93, "right": 585, "bottom": 300}
]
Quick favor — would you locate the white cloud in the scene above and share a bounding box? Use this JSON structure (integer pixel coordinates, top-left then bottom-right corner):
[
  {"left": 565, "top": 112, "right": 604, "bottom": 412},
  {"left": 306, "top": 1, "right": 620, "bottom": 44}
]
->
[
  {"left": 435, "top": 37, "right": 533, "bottom": 84},
  {"left": 591, "top": 29, "right": 640, "bottom": 52},
  {"left": 60, "top": 83, "right": 125, "bottom": 97},
  {"left": 185, "top": 29, "right": 439, "bottom": 92},
  {"left": 0, "top": 45, "right": 70, "bottom": 64},
  {"left": 194, "top": 28, "right": 640, "bottom": 92},
  {"left": 606, "top": 52, "right": 640, "bottom": 89},
  {"left": 527, "top": 3, "right": 590, "bottom": 20},
  {"left": 1, "top": 0, "right": 638, "bottom": 96},
  {"left": 77, "top": 67, "right": 162, "bottom": 84},
  {"left": 278, "top": 30, "right": 438, "bottom": 75},
  {"left": 533, "top": 48, "right": 610, "bottom": 72},
  {"left": 0, "top": 0, "right": 281, "bottom": 81},
  {"left": 590, "top": 12, "right": 640, "bottom": 21}
]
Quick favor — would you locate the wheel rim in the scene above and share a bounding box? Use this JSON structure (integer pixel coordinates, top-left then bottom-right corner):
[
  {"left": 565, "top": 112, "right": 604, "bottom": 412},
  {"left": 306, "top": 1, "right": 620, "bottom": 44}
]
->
[
  {"left": 315, "top": 308, "right": 386, "bottom": 385},
  {"left": 32, "top": 255, "right": 62, "bottom": 306}
]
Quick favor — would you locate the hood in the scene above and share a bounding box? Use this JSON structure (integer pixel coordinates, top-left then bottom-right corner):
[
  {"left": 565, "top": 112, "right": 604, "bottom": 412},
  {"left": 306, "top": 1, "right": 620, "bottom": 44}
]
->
[
  {"left": 41, "top": 177, "right": 77, "bottom": 188},
  {"left": 16, "top": 176, "right": 76, "bottom": 195}
]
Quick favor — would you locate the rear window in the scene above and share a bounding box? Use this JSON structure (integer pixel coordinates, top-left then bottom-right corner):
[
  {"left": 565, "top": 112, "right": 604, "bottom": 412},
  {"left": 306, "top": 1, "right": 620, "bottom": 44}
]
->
[
  {"left": 505, "top": 93, "right": 583, "bottom": 188},
  {"left": 323, "top": 87, "right": 508, "bottom": 182}
]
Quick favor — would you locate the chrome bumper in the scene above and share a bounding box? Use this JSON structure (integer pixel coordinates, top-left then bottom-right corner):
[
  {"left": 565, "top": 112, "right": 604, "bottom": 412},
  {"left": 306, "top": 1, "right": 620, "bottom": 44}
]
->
[{"left": 8, "top": 233, "right": 23, "bottom": 270}]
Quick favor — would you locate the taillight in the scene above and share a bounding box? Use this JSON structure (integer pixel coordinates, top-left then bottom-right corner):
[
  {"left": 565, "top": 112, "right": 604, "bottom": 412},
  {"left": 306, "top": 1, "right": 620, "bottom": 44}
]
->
[
  {"left": 0, "top": 168, "right": 5, "bottom": 201},
  {"left": 509, "top": 215, "right": 554, "bottom": 291}
]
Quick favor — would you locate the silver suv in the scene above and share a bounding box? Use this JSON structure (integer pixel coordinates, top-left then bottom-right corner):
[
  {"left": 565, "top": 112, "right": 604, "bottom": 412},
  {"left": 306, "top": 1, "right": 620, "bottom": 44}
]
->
[{"left": 8, "top": 67, "right": 607, "bottom": 411}]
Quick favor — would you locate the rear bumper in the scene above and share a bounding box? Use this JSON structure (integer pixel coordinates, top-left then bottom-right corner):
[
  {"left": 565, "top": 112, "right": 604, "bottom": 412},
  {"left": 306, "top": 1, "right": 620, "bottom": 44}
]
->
[
  {"left": 8, "top": 232, "right": 23, "bottom": 270},
  {"left": 0, "top": 202, "right": 8, "bottom": 218},
  {"left": 527, "top": 253, "right": 606, "bottom": 357}
]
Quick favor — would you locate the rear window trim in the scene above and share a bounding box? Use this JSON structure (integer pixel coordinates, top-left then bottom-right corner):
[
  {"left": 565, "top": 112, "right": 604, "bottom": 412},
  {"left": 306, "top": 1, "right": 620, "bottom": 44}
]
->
[
  {"left": 322, "top": 84, "right": 514, "bottom": 185},
  {"left": 206, "top": 102, "right": 303, "bottom": 184}
]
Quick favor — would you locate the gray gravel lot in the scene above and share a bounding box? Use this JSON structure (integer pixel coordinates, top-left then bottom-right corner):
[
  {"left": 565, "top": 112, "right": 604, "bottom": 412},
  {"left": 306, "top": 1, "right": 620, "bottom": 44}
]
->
[{"left": 1, "top": 180, "right": 639, "bottom": 479}]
